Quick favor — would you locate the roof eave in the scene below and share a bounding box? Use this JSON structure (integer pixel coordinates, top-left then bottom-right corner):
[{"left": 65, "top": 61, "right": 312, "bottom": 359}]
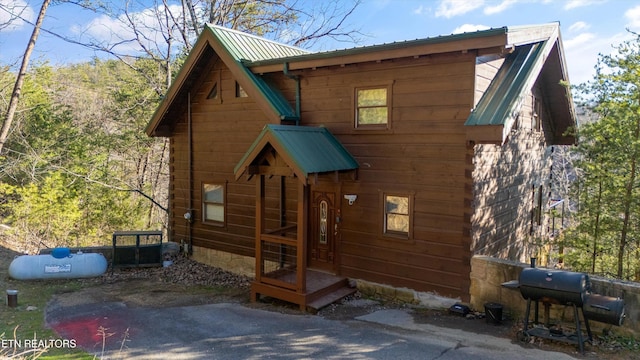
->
[
  {"left": 248, "top": 28, "right": 510, "bottom": 73},
  {"left": 248, "top": 24, "right": 561, "bottom": 74}
]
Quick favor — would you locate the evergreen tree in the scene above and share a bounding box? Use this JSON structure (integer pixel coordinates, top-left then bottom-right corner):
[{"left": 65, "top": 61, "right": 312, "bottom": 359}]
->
[{"left": 569, "top": 32, "right": 640, "bottom": 280}]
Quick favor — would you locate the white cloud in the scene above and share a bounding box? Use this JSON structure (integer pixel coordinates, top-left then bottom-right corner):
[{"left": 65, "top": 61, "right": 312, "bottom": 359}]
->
[
  {"left": 563, "top": 32, "right": 596, "bottom": 49},
  {"left": 452, "top": 24, "right": 491, "bottom": 34},
  {"left": 0, "top": 0, "right": 34, "bottom": 32},
  {"left": 74, "top": 4, "right": 186, "bottom": 55},
  {"left": 563, "top": 31, "right": 630, "bottom": 85},
  {"left": 484, "top": 0, "right": 519, "bottom": 15},
  {"left": 568, "top": 21, "right": 590, "bottom": 32},
  {"left": 435, "top": 0, "right": 485, "bottom": 18},
  {"left": 413, "top": 5, "right": 429, "bottom": 15},
  {"left": 625, "top": 5, "right": 640, "bottom": 30}
]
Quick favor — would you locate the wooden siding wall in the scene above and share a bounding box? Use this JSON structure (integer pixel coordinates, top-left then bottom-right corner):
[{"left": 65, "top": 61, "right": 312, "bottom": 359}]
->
[
  {"left": 297, "top": 52, "right": 476, "bottom": 300},
  {"left": 471, "top": 85, "right": 554, "bottom": 262},
  {"left": 168, "top": 58, "right": 299, "bottom": 258},
  {"left": 166, "top": 48, "right": 557, "bottom": 302}
]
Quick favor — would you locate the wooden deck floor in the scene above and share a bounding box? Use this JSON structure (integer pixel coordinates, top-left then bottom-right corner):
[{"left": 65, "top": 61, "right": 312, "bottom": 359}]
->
[{"left": 251, "top": 269, "right": 356, "bottom": 311}]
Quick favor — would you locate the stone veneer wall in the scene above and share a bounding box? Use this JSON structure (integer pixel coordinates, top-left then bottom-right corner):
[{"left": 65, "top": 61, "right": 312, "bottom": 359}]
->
[
  {"left": 470, "top": 255, "right": 640, "bottom": 336},
  {"left": 471, "top": 131, "right": 552, "bottom": 263},
  {"left": 471, "top": 89, "right": 557, "bottom": 264}
]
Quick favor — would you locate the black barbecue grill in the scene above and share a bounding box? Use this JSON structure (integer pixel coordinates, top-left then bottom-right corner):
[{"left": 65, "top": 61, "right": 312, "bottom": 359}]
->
[
  {"left": 510, "top": 263, "right": 625, "bottom": 354},
  {"left": 519, "top": 268, "right": 591, "bottom": 306}
]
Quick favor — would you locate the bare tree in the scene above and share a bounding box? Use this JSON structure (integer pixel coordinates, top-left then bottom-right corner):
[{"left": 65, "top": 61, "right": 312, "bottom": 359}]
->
[
  {"left": 0, "top": 0, "right": 50, "bottom": 155},
  {"left": 0, "top": 0, "right": 33, "bottom": 32}
]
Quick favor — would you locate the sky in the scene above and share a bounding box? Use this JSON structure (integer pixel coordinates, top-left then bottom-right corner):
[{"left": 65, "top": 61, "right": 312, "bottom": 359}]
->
[{"left": 0, "top": 0, "right": 639, "bottom": 86}]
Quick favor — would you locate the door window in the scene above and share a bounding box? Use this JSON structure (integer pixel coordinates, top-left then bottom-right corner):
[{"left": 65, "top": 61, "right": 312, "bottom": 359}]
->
[{"left": 319, "top": 200, "right": 328, "bottom": 244}]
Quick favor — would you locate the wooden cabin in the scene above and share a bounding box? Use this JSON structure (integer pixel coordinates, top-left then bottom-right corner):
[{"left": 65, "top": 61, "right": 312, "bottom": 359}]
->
[{"left": 146, "top": 23, "right": 576, "bottom": 310}]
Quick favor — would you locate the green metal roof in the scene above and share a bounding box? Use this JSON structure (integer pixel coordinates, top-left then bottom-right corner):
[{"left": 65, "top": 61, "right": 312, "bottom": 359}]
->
[
  {"left": 207, "top": 25, "right": 310, "bottom": 62},
  {"left": 465, "top": 42, "right": 546, "bottom": 128},
  {"left": 234, "top": 124, "right": 359, "bottom": 180}
]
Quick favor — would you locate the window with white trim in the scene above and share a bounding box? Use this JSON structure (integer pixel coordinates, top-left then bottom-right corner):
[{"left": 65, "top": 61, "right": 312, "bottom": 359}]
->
[{"left": 203, "top": 183, "right": 225, "bottom": 224}]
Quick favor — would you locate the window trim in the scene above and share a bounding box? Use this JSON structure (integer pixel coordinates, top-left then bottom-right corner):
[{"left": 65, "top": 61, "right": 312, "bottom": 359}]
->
[
  {"left": 353, "top": 83, "right": 393, "bottom": 130},
  {"left": 207, "top": 70, "right": 221, "bottom": 104},
  {"left": 381, "top": 191, "right": 413, "bottom": 239},
  {"left": 532, "top": 93, "right": 542, "bottom": 132},
  {"left": 202, "top": 182, "right": 226, "bottom": 227}
]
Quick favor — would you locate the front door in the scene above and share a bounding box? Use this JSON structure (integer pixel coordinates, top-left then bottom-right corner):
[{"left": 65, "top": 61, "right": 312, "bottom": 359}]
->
[{"left": 308, "top": 182, "right": 340, "bottom": 273}]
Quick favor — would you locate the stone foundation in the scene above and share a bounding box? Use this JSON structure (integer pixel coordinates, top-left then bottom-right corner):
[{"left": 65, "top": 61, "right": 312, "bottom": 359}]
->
[
  {"left": 191, "top": 246, "right": 255, "bottom": 278},
  {"left": 354, "top": 279, "right": 460, "bottom": 309}
]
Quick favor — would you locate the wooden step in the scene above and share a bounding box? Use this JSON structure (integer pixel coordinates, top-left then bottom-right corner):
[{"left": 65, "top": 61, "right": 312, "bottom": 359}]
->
[{"left": 306, "top": 285, "right": 357, "bottom": 312}]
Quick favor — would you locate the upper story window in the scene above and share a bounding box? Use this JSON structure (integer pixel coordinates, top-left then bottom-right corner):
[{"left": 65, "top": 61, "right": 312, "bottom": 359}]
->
[
  {"left": 355, "top": 85, "right": 391, "bottom": 128},
  {"left": 203, "top": 183, "right": 225, "bottom": 225}
]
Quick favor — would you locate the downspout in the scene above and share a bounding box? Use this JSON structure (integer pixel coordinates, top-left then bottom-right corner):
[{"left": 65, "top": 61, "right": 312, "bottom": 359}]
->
[
  {"left": 281, "top": 63, "right": 299, "bottom": 266},
  {"left": 186, "top": 91, "right": 193, "bottom": 256},
  {"left": 283, "top": 62, "right": 301, "bottom": 125}
]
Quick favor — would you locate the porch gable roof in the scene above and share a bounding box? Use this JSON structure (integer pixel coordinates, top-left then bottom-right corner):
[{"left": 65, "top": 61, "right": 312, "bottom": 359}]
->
[{"left": 234, "top": 125, "right": 359, "bottom": 181}]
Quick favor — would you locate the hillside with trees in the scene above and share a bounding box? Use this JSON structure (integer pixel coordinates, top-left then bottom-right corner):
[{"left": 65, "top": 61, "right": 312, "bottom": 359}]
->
[{"left": 559, "top": 31, "right": 640, "bottom": 281}]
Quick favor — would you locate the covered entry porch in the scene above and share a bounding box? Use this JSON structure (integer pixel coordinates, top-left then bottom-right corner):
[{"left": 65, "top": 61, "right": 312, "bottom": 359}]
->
[{"left": 234, "top": 125, "right": 358, "bottom": 310}]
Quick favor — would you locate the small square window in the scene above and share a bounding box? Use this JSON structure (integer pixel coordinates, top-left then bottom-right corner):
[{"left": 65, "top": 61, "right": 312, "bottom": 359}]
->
[
  {"left": 203, "top": 183, "right": 225, "bottom": 224},
  {"left": 384, "top": 194, "right": 410, "bottom": 237},
  {"left": 356, "top": 86, "right": 389, "bottom": 127}
]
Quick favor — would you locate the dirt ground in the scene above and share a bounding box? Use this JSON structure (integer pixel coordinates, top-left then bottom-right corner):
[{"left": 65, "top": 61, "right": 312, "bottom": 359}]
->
[{"left": 2, "top": 243, "right": 638, "bottom": 359}]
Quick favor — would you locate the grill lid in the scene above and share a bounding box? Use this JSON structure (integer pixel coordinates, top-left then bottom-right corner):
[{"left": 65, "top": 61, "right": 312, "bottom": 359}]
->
[{"left": 519, "top": 268, "right": 591, "bottom": 306}]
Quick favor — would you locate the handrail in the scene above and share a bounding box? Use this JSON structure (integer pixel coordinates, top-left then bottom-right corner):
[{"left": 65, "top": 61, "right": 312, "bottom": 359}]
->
[
  {"left": 265, "top": 224, "right": 298, "bottom": 235},
  {"left": 260, "top": 233, "right": 297, "bottom": 247}
]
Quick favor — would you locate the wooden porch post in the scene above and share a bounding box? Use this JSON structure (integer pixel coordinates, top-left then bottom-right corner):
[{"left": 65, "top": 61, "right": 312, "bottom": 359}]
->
[
  {"left": 255, "top": 174, "right": 265, "bottom": 284},
  {"left": 296, "top": 180, "right": 308, "bottom": 297}
]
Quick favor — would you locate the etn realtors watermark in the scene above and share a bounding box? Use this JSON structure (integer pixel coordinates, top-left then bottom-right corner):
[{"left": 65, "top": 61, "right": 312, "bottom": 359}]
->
[{"left": 2, "top": 337, "right": 76, "bottom": 349}]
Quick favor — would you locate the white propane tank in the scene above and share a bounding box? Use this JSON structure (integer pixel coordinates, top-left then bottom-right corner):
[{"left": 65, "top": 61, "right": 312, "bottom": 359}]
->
[{"left": 8, "top": 250, "right": 108, "bottom": 280}]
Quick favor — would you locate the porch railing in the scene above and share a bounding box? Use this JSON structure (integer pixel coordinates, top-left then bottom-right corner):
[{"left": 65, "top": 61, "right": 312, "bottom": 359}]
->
[{"left": 257, "top": 225, "right": 304, "bottom": 292}]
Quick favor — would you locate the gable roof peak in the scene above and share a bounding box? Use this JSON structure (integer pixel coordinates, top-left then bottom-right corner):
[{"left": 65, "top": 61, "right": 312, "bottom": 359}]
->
[{"left": 205, "top": 24, "right": 311, "bottom": 62}]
